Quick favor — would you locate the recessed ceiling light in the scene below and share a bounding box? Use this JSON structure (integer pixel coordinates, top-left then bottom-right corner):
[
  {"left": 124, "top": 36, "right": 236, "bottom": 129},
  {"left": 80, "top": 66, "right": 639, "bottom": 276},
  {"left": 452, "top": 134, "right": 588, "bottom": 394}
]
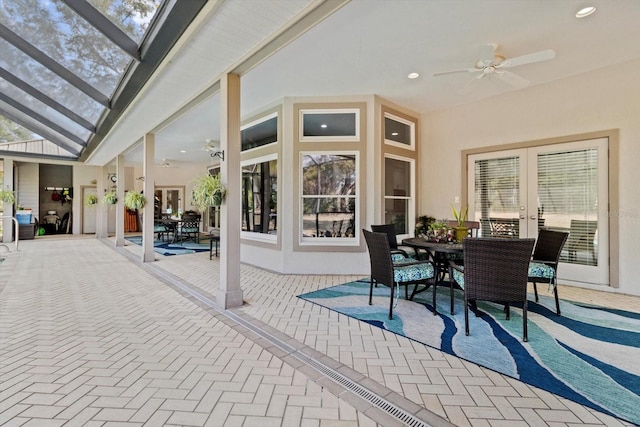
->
[
  {"left": 180, "top": 150, "right": 186, "bottom": 153},
  {"left": 408, "top": 72, "right": 420, "bottom": 79},
  {"left": 320, "top": 124, "right": 328, "bottom": 128},
  {"left": 576, "top": 6, "right": 596, "bottom": 18}
]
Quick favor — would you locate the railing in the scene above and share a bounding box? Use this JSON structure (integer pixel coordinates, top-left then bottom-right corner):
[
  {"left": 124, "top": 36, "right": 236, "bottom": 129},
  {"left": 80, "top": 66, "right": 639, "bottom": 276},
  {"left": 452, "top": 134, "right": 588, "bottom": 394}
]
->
[{"left": 0, "top": 216, "right": 20, "bottom": 253}]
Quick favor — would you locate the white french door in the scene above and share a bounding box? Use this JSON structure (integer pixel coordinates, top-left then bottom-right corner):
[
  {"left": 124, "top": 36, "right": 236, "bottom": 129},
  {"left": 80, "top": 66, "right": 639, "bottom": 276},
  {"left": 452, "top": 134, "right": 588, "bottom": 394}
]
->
[{"left": 468, "top": 138, "right": 609, "bottom": 286}]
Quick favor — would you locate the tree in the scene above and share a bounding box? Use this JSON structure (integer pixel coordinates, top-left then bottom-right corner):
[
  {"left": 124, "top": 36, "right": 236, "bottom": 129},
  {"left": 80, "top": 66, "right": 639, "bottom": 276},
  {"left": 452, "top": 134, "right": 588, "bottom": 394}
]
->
[
  {"left": 0, "top": 116, "right": 36, "bottom": 143},
  {"left": 0, "top": 0, "right": 161, "bottom": 140}
]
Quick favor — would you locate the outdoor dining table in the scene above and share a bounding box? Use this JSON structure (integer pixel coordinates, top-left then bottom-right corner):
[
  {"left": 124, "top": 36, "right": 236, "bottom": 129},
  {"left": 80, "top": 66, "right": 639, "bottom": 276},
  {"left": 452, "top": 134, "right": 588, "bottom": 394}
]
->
[
  {"left": 402, "top": 237, "right": 467, "bottom": 313},
  {"left": 401, "top": 237, "right": 463, "bottom": 283}
]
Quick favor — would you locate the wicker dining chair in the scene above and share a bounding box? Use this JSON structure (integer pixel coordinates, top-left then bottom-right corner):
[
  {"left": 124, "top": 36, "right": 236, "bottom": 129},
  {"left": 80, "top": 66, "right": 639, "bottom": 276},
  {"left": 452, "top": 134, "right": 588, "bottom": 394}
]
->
[
  {"left": 453, "top": 237, "right": 535, "bottom": 342},
  {"left": 371, "top": 224, "right": 417, "bottom": 258},
  {"left": 362, "top": 229, "right": 437, "bottom": 319},
  {"left": 528, "top": 229, "right": 569, "bottom": 315}
]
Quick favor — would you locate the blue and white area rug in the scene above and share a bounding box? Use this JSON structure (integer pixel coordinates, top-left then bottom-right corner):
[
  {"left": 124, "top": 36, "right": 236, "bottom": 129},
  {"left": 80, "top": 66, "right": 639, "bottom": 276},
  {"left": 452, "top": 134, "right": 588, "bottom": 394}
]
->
[
  {"left": 125, "top": 236, "right": 210, "bottom": 256},
  {"left": 298, "top": 280, "right": 640, "bottom": 425}
]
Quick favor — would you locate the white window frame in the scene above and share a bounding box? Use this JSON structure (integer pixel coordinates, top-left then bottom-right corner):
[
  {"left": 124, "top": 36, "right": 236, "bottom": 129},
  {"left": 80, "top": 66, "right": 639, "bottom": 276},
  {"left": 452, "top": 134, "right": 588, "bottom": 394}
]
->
[
  {"left": 383, "top": 154, "right": 415, "bottom": 238},
  {"left": 299, "top": 108, "right": 360, "bottom": 142},
  {"left": 240, "top": 153, "right": 278, "bottom": 244},
  {"left": 383, "top": 112, "right": 416, "bottom": 151},
  {"left": 299, "top": 151, "right": 359, "bottom": 246}
]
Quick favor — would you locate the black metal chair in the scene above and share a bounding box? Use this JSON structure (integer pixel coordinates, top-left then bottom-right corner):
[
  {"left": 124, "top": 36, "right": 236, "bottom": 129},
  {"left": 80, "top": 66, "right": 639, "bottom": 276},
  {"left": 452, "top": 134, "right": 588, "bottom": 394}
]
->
[
  {"left": 362, "top": 229, "right": 437, "bottom": 319},
  {"left": 371, "top": 223, "right": 416, "bottom": 258},
  {"left": 178, "top": 220, "right": 201, "bottom": 243},
  {"left": 450, "top": 237, "right": 535, "bottom": 342},
  {"left": 528, "top": 229, "right": 569, "bottom": 315}
]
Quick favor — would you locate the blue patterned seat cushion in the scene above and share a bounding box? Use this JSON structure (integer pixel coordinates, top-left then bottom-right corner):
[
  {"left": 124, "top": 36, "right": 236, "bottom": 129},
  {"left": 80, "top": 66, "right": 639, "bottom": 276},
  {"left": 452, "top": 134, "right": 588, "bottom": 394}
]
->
[
  {"left": 528, "top": 262, "right": 555, "bottom": 280},
  {"left": 451, "top": 266, "right": 465, "bottom": 289},
  {"left": 391, "top": 253, "right": 410, "bottom": 263},
  {"left": 394, "top": 262, "right": 434, "bottom": 282}
]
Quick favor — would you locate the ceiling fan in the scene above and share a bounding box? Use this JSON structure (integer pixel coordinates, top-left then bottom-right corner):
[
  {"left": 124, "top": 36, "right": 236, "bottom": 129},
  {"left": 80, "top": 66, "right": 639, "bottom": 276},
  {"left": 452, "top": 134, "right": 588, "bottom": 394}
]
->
[
  {"left": 434, "top": 43, "right": 556, "bottom": 94},
  {"left": 160, "top": 158, "right": 179, "bottom": 168}
]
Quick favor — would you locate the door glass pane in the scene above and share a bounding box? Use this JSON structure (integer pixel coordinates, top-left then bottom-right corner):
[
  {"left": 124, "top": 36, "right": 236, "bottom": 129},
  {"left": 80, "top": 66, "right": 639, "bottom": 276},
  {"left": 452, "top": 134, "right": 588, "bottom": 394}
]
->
[
  {"left": 473, "top": 156, "right": 520, "bottom": 237},
  {"left": 538, "top": 149, "right": 599, "bottom": 266}
]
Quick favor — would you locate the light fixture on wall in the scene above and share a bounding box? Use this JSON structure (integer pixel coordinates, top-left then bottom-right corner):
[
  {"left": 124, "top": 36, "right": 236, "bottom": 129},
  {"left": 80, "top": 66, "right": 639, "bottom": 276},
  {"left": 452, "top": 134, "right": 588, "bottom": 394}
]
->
[
  {"left": 108, "top": 173, "right": 117, "bottom": 183},
  {"left": 136, "top": 176, "right": 145, "bottom": 182}
]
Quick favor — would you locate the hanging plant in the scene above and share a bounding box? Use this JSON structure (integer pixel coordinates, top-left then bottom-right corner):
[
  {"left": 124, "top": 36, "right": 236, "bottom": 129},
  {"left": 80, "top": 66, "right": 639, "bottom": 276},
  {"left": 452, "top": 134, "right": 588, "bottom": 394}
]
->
[
  {"left": 0, "top": 188, "right": 16, "bottom": 204},
  {"left": 191, "top": 173, "right": 226, "bottom": 211},
  {"left": 85, "top": 194, "right": 98, "bottom": 206},
  {"left": 103, "top": 190, "right": 118, "bottom": 205},
  {"left": 124, "top": 191, "right": 146, "bottom": 211}
]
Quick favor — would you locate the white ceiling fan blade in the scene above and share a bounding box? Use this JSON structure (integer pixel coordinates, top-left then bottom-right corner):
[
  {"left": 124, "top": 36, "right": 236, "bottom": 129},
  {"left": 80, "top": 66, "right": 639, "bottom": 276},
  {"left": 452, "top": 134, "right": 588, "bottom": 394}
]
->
[
  {"left": 434, "top": 68, "right": 480, "bottom": 77},
  {"left": 498, "top": 49, "right": 556, "bottom": 68},
  {"left": 497, "top": 70, "right": 530, "bottom": 88},
  {"left": 458, "top": 74, "right": 485, "bottom": 95}
]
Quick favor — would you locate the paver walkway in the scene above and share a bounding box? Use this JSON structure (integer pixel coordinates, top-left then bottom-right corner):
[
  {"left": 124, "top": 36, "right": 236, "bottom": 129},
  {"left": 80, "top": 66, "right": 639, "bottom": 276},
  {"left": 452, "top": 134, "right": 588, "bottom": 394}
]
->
[{"left": 1, "top": 237, "right": 636, "bottom": 426}]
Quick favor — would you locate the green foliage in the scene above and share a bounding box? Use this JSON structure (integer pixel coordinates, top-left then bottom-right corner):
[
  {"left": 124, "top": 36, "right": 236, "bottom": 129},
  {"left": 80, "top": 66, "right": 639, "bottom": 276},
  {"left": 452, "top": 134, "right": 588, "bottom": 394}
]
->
[
  {"left": 124, "top": 191, "right": 146, "bottom": 210},
  {"left": 414, "top": 215, "right": 435, "bottom": 236},
  {"left": 0, "top": 188, "right": 16, "bottom": 204},
  {"left": 450, "top": 204, "right": 469, "bottom": 227},
  {"left": 103, "top": 190, "right": 118, "bottom": 205},
  {"left": 85, "top": 194, "right": 98, "bottom": 206},
  {"left": 191, "top": 173, "right": 226, "bottom": 211}
]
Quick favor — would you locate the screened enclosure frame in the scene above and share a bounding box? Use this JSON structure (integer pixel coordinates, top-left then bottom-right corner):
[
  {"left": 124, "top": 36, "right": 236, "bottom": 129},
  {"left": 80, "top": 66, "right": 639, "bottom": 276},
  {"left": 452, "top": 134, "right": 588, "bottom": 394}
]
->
[{"left": 0, "top": 0, "right": 206, "bottom": 161}]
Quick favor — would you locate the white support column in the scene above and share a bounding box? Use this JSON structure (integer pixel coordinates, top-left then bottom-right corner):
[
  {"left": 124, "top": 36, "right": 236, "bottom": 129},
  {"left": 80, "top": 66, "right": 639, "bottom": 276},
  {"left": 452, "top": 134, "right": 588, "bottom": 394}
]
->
[
  {"left": 2, "top": 158, "right": 15, "bottom": 243},
  {"left": 115, "top": 155, "right": 125, "bottom": 247},
  {"left": 217, "top": 73, "right": 243, "bottom": 309},
  {"left": 96, "top": 167, "right": 107, "bottom": 238},
  {"left": 142, "top": 134, "right": 156, "bottom": 262}
]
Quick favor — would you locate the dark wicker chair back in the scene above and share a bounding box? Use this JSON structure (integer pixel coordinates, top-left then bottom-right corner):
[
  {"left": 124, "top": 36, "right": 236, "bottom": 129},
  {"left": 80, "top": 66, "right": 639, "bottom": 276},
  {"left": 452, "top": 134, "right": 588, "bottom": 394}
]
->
[
  {"left": 371, "top": 223, "right": 411, "bottom": 257},
  {"left": 533, "top": 229, "right": 569, "bottom": 264},
  {"left": 363, "top": 229, "right": 395, "bottom": 288},
  {"left": 463, "top": 237, "right": 535, "bottom": 341},
  {"left": 529, "top": 229, "right": 569, "bottom": 315}
]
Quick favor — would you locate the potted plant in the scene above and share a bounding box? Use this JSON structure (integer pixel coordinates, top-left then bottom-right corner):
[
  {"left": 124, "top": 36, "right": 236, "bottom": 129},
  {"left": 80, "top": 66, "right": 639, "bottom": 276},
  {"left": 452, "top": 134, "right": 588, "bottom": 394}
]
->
[
  {"left": 103, "top": 190, "right": 118, "bottom": 205},
  {"left": 85, "top": 194, "right": 98, "bottom": 206},
  {"left": 124, "top": 191, "right": 146, "bottom": 211},
  {"left": 0, "top": 188, "right": 16, "bottom": 204},
  {"left": 451, "top": 203, "right": 469, "bottom": 242},
  {"left": 414, "top": 215, "right": 435, "bottom": 237},
  {"left": 191, "top": 173, "right": 226, "bottom": 212},
  {"left": 429, "top": 220, "right": 448, "bottom": 240}
]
